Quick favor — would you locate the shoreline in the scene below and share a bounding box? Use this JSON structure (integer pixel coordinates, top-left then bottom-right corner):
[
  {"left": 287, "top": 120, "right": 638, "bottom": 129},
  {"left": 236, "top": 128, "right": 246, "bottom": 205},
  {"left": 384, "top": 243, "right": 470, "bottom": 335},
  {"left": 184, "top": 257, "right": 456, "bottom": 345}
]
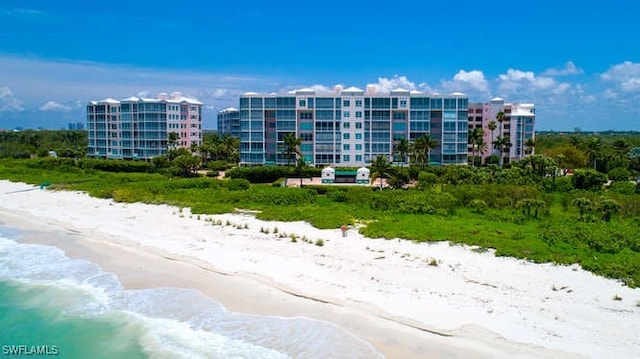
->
[{"left": 1, "top": 180, "right": 638, "bottom": 357}]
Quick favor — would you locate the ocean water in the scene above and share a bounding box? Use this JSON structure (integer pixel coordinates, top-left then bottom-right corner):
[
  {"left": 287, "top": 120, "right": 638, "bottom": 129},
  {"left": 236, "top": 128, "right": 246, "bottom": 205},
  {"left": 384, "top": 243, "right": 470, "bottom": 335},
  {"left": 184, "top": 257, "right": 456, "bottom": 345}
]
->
[{"left": 0, "top": 225, "right": 382, "bottom": 359}]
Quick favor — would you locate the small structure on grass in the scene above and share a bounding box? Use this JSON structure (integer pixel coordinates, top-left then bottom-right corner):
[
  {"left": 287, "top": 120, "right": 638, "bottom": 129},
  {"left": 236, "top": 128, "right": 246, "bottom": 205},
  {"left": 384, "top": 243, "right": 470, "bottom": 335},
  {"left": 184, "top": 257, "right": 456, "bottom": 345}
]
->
[
  {"left": 321, "top": 167, "right": 335, "bottom": 183},
  {"left": 356, "top": 167, "right": 370, "bottom": 184}
]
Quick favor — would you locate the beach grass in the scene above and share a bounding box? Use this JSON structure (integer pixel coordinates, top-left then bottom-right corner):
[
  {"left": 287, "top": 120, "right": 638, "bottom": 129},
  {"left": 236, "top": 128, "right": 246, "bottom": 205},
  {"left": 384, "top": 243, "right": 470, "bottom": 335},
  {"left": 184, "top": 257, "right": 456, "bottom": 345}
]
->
[{"left": 1, "top": 158, "right": 639, "bottom": 287}]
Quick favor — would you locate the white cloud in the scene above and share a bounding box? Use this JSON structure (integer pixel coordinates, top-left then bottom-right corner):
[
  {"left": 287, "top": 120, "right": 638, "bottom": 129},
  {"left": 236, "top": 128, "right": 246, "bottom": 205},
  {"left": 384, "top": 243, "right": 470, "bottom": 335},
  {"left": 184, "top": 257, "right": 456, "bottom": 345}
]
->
[
  {"left": 308, "top": 84, "right": 337, "bottom": 93},
  {"left": 441, "top": 69, "right": 489, "bottom": 95},
  {"left": 497, "top": 68, "right": 570, "bottom": 96},
  {"left": 366, "top": 75, "right": 429, "bottom": 93},
  {"left": 603, "top": 89, "right": 618, "bottom": 99},
  {"left": 0, "top": 87, "right": 25, "bottom": 112},
  {"left": 39, "top": 101, "right": 72, "bottom": 111},
  {"left": 600, "top": 61, "right": 640, "bottom": 93},
  {"left": 600, "top": 61, "right": 640, "bottom": 81},
  {"left": 543, "top": 61, "right": 584, "bottom": 76},
  {"left": 2, "top": 8, "right": 44, "bottom": 17}
]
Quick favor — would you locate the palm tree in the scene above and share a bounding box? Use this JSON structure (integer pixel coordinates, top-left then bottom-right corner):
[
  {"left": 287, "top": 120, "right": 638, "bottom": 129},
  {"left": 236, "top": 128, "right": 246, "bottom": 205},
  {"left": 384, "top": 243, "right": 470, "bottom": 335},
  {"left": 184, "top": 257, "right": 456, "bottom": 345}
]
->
[
  {"left": 492, "top": 136, "right": 512, "bottom": 167},
  {"left": 524, "top": 137, "right": 536, "bottom": 155},
  {"left": 468, "top": 128, "right": 484, "bottom": 167},
  {"left": 582, "top": 136, "right": 603, "bottom": 170},
  {"left": 393, "top": 138, "right": 410, "bottom": 165},
  {"left": 612, "top": 138, "right": 631, "bottom": 167},
  {"left": 411, "top": 135, "right": 439, "bottom": 168},
  {"left": 168, "top": 132, "right": 180, "bottom": 149},
  {"left": 221, "top": 134, "right": 240, "bottom": 163},
  {"left": 282, "top": 133, "right": 301, "bottom": 167},
  {"left": 281, "top": 133, "right": 301, "bottom": 187},
  {"left": 369, "top": 155, "right": 393, "bottom": 189},
  {"left": 573, "top": 197, "right": 592, "bottom": 222},
  {"left": 496, "top": 111, "right": 506, "bottom": 137},
  {"left": 487, "top": 120, "right": 497, "bottom": 155},
  {"left": 293, "top": 157, "right": 309, "bottom": 187}
]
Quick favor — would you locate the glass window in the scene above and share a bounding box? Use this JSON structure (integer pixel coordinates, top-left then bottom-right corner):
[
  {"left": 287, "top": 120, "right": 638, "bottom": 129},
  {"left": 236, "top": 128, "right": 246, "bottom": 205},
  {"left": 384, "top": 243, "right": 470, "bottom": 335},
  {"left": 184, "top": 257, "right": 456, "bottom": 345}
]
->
[
  {"left": 316, "top": 98, "right": 333, "bottom": 108},
  {"left": 343, "top": 122, "right": 350, "bottom": 129},
  {"left": 250, "top": 98, "right": 263, "bottom": 108},
  {"left": 356, "top": 155, "right": 362, "bottom": 162},
  {"left": 343, "top": 111, "right": 350, "bottom": 118},
  {"left": 343, "top": 155, "right": 350, "bottom": 162},
  {"left": 355, "top": 100, "right": 362, "bottom": 107},
  {"left": 343, "top": 99, "right": 350, "bottom": 107},
  {"left": 343, "top": 133, "right": 350, "bottom": 140},
  {"left": 430, "top": 98, "right": 442, "bottom": 109},
  {"left": 355, "top": 144, "right": 362, "bottom": 151},
  {"left": 355, "top": 133, "right": 362, "bottom": 140},
  {"left": 343, "top": 144, "right": 350, "bottom": 150},
  {"left": 355, "top": 122, "right": 362, "bottom": 129},
  {"left": 299, "top": 99, "right": 306, "bottom": 107},
  {"left": 355, "top": 111, "right": 362, "bottom": 118}
]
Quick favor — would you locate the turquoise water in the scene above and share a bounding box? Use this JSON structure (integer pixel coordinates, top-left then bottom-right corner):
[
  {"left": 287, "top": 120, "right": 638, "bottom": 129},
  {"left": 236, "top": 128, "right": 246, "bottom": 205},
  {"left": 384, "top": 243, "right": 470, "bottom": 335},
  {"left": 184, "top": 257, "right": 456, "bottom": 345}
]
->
[{"left": 0, "top": 225, "right": 381, "bottom": 359}]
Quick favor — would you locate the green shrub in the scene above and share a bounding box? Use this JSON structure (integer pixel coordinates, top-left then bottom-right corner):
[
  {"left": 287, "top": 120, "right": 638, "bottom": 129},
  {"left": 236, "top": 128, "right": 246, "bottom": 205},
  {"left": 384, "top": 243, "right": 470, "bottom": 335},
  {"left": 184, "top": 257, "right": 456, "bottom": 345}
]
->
[
  {"left": 572, "top": 169, "right": 608, "bottom": 191},
  {"left": 417, "top": 171, "right": 438, "bottom": 189},
  {"left": 226, "top": 166, "right": 290, "bottom": 183},
  {"left": 609, "top": 181, "right": 636, "bottom": 195},
  {"left": 469, "top": 199, "right": 488, "bottom": 214},
  {"left": 207, "top": 160, "right": 229, "bottom": 171},
  {"left": 225, "top": 178, "right": 251, "bottom": 191},
  {"left": 608, "top": 167, "right": 631, "bottom": 182},
  {"left": 78, "top": 158, "right": 153, "bottom": 173}
]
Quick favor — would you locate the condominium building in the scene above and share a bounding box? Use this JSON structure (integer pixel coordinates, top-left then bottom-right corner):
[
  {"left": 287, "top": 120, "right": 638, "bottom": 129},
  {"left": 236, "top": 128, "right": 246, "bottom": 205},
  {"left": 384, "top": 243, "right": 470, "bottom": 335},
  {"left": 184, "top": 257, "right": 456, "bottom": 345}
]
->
[
  {"left": 468, "top": 97, "right": 535, "bottom": 163},
  {"left": 239, "top": 87, "right": 469, "bottom": 167},
  {"left": 86, "top": 92, "right": 202, "bottom": 160},
  {"left": 217, "top": 107, "right": 241, "bottom": 138}
]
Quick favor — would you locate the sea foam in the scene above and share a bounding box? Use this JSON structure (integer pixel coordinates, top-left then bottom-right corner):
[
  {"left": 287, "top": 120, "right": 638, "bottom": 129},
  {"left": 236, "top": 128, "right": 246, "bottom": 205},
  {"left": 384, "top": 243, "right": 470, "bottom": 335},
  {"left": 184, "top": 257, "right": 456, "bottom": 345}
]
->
[{"left": 0, "top": 225, "right": 382, "bottom": 358}]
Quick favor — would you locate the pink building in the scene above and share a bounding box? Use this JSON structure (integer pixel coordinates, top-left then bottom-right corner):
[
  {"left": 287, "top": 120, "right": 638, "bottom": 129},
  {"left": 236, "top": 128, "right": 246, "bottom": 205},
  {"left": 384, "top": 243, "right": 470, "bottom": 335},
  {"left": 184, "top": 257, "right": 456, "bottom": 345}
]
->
[{"left": 468, "top": 97, "right": 536, "bottom": 164}]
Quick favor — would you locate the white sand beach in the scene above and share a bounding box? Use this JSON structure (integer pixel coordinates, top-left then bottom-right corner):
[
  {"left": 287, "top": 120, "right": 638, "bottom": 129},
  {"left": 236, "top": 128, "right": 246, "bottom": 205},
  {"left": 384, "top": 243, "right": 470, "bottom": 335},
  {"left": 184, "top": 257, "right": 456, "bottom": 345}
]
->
[{"left": 1, "top": 180, "right": 639, "bottom": 358}]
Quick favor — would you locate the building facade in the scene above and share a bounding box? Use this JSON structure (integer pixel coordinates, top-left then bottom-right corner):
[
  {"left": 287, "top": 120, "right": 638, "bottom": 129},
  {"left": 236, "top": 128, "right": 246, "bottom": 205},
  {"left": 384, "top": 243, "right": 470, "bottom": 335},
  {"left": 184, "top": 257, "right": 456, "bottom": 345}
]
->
[
  {"left": 217, "top": 107, "right": 241, "bottom": 138},
  {"left": 87, "top": 92, "right": 202, "bottom": 160},
  {"left": 239, "top": 87, "right": 469, "bottom": 167},
  {"left": 468, "top": 97, "right": 536, "bottom": 164}
]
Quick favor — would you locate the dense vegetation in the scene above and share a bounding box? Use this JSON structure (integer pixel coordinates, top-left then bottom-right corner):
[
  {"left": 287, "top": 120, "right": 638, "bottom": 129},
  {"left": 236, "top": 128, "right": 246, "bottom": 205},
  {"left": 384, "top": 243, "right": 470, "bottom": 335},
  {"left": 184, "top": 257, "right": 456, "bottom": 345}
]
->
[{"left": 1, "top": 130, "right": 640, "bottom": 287}]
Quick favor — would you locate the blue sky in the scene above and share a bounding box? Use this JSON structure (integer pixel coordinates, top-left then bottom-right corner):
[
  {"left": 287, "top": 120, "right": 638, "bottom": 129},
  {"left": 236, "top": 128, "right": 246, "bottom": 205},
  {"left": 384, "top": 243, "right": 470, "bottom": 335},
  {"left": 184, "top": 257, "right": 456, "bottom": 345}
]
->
[{"left": 1, "top": 0, "right": 639, "bottom": 130}]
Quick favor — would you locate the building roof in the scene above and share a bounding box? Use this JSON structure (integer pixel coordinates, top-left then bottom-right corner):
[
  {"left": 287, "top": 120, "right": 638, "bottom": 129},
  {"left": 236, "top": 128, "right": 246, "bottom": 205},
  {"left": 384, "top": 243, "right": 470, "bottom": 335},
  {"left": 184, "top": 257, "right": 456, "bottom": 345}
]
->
[
  {"left": 342, "top": 86, "right": 364, "bottom": 93},
  {"left": 295, "top": 88, "right": 316, "bottom": 94},
  {"left": 490, "top": 97, "right": 504, "bottom": 102},
  {"left": 391, "top": 88, "right": 410, "bottom": 94},
  {"left": 218, "top": 107, "right": 238, "bottom": 114}
]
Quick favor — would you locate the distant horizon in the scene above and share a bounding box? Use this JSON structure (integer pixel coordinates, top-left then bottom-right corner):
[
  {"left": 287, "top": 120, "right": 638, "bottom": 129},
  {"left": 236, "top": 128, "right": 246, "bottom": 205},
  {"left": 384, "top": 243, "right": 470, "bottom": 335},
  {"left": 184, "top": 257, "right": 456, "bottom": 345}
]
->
[
  {"left": 2, "top": 1, "right": 640, "bottom": 131},
  {"left": 4, "top": 124, "right": 640, "bottom": 134}
]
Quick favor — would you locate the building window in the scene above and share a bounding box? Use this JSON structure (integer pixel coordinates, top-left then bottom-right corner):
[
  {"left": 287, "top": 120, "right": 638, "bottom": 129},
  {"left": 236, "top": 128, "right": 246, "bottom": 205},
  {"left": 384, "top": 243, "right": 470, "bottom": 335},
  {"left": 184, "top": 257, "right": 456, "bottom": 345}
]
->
[
  {"left": 355, "top": 155, "right": 362, "bottom": 162},
  {"left": 343, "top": 122, "right": 350, "bottom": 129},
  {"left": 299, "top": 99, "right": 306, "bottom": 107},
  {"left": 343, "top": 99, "right": 350, "bottom": 107},
  {"left": 343, "top": 133, "right": 350, "bottom": 140},
  {"left": 355, "top": 99, "right": 362, "bottom": 107},
  {"left": 400, "top": 99, "right": 407, "bottom": 108},
  {"left": 343, "top": 144, "right": 350, "bottom": 150},
  {"left": 355, "top": 122, "right": 362, "bottom": 129},
  {"left": 355, "top": 144, "right": 362, "bottom": 151},
  {"left": 355, "top": 111, "right": 362, "bottom": 118},
  {"left": 355, "top": 133, "right": 362, "bottom": 140},
  {"left": 343, "top": 111, "right": 350, "bottom": 118},
  {"left": 343, "top": 155, "right": 350, "bottom": 162}
]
